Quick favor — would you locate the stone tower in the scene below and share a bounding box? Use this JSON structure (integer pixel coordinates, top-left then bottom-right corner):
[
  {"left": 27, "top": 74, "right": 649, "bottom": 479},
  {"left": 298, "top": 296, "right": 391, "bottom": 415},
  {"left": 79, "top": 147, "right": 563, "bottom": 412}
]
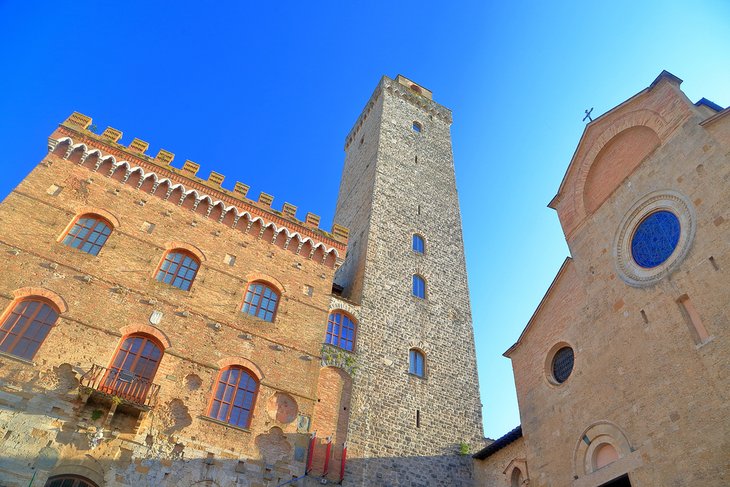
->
[{"left": 334, "top": 75, "right": 483, "bottom": 486}]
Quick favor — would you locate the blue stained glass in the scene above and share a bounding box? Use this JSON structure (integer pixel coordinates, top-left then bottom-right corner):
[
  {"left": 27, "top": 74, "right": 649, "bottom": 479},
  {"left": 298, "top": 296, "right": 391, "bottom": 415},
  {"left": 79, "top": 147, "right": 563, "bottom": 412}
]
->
[{"left": 631, "top": 211, "right": 681, "bottom": 268}]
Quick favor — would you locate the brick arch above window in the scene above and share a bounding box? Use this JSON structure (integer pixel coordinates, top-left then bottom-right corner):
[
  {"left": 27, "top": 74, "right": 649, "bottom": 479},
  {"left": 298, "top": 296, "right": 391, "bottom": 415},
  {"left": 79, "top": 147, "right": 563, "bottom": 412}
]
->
[
  {"left": 12, "top": 287, "right": 67, "bottom": 313},
  {"left": 245, "top": 273, "right": 284, "bottom": 294},
  {"left": 217, "top": 357, "right": 264, "bottom": 381},
  {"left": 71, "top": 206, "right": 120, "bottom": 228},
  {"left": 163, "top": 241, "right": 206, "bottom": 262},
  {"left": 119, "top": 324, "right": 171, "bottom": 349}
]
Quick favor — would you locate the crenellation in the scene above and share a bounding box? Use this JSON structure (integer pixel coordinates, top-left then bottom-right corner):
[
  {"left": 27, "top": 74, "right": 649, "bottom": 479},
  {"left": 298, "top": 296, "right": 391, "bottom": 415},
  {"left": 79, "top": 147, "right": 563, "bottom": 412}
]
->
[
  {"left": 128, "top": 138, "right": 149, "bottom": 154},
  {"left": 101, "top": 127, "right": 123, "bottom": 143}
]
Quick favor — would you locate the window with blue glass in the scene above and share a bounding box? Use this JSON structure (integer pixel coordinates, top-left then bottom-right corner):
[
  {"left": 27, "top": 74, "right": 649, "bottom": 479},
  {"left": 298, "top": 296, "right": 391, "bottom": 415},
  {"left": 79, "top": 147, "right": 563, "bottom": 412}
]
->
[
  {"left": 326, "top": 311, "right": 356, "bottom": 351},
  {"left": 630, "top": 211, "right": 681, "bottom": 268},
  {"left": 409, "top": 349, "right": 425, "bottom": 377},
  {"left": 412, "top": 234, "right": 425, "bottom": 254},
  {"left": 62, "top": 214, "right": 112, "bottom": 256},
  {"left": 241, "top": 282, "right": 279, "bottom": 322},
  {"left": 156, "top": 250, "right": 200, "bottom": 291},
  {"left": 412, "top": 275, "right": 426, "bottom": 299}
]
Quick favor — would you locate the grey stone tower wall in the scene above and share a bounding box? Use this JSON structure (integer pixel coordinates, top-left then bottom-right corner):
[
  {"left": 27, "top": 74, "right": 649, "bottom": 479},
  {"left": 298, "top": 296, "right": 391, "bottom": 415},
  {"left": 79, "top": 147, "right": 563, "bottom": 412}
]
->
[{"left": 333, "top": 76, "right": 484, "bottom": 486}]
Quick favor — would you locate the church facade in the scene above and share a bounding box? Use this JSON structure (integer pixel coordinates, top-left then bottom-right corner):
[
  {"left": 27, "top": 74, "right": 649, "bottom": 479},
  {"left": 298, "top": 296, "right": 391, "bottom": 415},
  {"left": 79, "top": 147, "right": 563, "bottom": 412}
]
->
[
  {"left": 474, "top": 72, "right": 729, "bottom": 486},
  {"left": 0, "top": 75, "right": 483, "bottom": 486}
]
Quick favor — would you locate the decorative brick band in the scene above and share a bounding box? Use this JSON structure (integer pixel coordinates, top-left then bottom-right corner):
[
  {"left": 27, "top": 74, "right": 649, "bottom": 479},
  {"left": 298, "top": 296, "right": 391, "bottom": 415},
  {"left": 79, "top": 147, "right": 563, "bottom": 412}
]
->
[{"left": 48, "top": 133, "right": 346, "bottom": 268}]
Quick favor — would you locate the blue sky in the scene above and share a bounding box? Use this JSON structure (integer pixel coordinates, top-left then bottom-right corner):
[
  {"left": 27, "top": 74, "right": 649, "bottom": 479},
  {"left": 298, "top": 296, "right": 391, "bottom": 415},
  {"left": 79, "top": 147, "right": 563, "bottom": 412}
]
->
[{"left": 1, "top": 1, "right": 728, "bottom": 439}]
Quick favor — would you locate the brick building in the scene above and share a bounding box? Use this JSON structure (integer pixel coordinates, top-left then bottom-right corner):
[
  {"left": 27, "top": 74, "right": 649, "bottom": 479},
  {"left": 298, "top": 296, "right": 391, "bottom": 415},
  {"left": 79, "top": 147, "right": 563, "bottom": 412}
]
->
[
  {"left": 0, "top": 75, "right": 483, "bottom": 486},
  {"left": 474, "top": 72, "right": 730, "bottom": 486}
]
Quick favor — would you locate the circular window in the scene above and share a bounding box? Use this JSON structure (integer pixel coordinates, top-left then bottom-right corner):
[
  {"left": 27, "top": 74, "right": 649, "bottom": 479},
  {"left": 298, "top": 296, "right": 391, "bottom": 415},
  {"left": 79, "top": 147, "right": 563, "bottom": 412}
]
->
[
  {"left": 630, "top": 211, "right": 680, "bottom": 268},
  {"left": 551, "top": 347, "right": 574, "bottom": 384},
  {"left": 614, "top": 190, "right": 695, "bottom": 287}
]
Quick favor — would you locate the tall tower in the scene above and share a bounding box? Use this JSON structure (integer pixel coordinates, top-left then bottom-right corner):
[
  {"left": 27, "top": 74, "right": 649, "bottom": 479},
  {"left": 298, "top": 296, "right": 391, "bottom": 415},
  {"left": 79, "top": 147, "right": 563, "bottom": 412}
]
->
[{"left": 334, "top": 75, "right": 483, "bottom": 485}]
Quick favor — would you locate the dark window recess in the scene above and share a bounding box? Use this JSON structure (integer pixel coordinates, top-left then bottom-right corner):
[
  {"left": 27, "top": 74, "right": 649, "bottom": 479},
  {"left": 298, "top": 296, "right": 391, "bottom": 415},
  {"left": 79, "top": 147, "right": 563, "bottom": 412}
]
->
[
  {"left": 416, "top": 410, "right": 421, "bottom": 428},
  {"left": 552, "top": 347, "right": 574, "bottom": 384}
]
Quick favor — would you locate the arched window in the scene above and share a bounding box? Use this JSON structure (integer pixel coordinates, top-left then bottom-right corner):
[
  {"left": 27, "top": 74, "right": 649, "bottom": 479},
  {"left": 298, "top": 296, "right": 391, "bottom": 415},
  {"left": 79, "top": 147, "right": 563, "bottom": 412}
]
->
[
  {"left": 412, "top": 121, "right": 423, "bottom": 133},
  {"left": 45, "top": 475, "right": 99, "bottom": 487},
  {"left": 326, "top": 311, "right": 356, "bottom": 351},
  {"left": 409, "top": 349, "right": 425, "bottom": 377},
  {"left": 208, "top": 366, "right": 259, "bottom": 429},
  {"left": 62, "top": 214, "right": 112, "bottom": 256},
  {"left": 0, "top": 298, "right": 59, "bottom": 360},
  {"left": 156, "top": 250, "right": 200, "bottom": 291},
  {"left": 102, "top": 334, "right": 163, "bottom": 404},
  {"left": 412, "top": 234, "right": 425, "bottom": 254},
  {"left": 412, "top": 274, "right": 426, "bottom": 299},
  {"left": 511, "top": 468, "right": 525, "bottom": 487},
  {"left": 241, "top": 282, "right": 279, "bottom": 322}
]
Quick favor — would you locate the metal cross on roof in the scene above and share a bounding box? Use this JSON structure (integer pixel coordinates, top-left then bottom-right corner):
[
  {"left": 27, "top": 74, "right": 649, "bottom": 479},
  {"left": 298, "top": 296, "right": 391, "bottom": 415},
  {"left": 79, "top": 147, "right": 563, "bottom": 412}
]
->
[{"left": 583, "top": 107, "right": 594, "bottom": 123}]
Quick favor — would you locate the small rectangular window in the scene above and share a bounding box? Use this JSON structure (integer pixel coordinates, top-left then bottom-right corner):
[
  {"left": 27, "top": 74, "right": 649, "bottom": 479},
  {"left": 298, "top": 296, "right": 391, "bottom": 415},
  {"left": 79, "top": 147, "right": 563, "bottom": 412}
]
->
[{"left": 224, "top": 254, "right": 236, "bottom": 266}]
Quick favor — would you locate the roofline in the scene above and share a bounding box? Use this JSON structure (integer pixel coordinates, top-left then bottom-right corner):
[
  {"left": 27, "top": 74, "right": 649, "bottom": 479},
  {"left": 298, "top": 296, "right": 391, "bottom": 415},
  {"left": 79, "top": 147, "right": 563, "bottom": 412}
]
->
[
  {"left": 548, "top": 70, "right": 683, "bottom": 210},
  {"left": 504, "top": 257, "right": 572, "bottom": 358},
  {"left": 472, "top": 425, "right": 523, "bottom": 460},
  {"left": 699, "top": 106, "right": 730, "bottom": 127}
]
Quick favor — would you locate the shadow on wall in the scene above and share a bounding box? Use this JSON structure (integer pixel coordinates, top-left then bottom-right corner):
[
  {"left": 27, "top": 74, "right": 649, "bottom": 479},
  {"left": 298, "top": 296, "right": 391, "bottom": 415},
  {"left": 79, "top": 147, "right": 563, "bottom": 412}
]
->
[{"left": 0, "top": 450, "right": 475, "bottom": 487}]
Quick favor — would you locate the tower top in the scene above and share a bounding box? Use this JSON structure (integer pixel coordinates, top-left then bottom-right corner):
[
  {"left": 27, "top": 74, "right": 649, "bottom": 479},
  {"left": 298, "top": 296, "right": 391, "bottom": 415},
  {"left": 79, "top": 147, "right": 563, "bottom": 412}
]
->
[{"left": 394, "top": 74, "right": 433, "bottom": 100}]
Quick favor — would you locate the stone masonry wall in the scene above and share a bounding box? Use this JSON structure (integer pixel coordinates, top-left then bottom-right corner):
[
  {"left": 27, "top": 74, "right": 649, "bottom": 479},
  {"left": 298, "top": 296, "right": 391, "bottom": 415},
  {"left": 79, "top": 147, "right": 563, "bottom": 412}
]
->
[{"left": 334, "top": 76, "right": 484, "bottom": 486}]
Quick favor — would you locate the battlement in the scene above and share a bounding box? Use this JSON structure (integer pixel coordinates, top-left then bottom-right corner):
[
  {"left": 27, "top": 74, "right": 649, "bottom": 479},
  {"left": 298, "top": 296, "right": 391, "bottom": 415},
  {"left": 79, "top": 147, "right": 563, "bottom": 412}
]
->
[
  {"left": 344, "top": 75, "right": 452, "bottom": 150},
  {"left": 50, "top": 112, "right": 348, "bottom": 262}
]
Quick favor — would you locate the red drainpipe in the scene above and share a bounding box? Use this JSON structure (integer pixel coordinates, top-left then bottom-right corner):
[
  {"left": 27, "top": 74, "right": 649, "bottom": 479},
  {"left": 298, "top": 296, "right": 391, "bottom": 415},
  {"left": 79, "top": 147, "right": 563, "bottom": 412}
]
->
[
  {"left": 340, "top": 442, "right": 347, "bottom": 483},
  {"left": 306, "top": 431, "right": 316, "bottom": 474},
  {"left": 322, "top": 436, "right": 333, "bottom": 477}
]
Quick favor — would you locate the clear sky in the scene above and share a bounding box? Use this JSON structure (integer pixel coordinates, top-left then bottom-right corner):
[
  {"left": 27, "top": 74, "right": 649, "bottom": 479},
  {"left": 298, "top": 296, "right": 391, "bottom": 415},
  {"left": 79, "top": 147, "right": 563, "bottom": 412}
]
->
[{"left": 1, "top": 1, "right": 728, "bottom": 439}]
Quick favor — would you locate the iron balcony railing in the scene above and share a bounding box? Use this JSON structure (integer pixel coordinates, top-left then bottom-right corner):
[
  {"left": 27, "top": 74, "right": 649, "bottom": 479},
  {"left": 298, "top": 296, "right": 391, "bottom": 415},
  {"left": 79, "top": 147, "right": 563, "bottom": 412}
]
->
[{"left": 80, "top": 364, "right": 160, "bottom": 409}]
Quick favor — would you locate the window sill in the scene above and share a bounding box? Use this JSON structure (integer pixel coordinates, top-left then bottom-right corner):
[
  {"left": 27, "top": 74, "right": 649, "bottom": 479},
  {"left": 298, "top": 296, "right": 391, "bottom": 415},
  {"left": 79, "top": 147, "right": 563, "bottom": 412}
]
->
[
  {"left": 198, "top": 415, "right": 251, "bottom": 433},
  {"left": 406, "top": 372, "right": 426, "bottom": 380},
  {"left": 0, "top": 351, "right": 36, "bottom": 366},
  {"left": 696, "top": 335, "right": 716, "bottom": 349}
]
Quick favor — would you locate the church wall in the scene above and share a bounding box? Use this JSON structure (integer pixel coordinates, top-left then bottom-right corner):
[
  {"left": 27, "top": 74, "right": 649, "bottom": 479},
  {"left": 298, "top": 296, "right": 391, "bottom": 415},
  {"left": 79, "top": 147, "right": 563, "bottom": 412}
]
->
[
  {"left": 473, "top": 437, "right": 527, "bottom": 486},
  {"left": 508, "top": 82, "right": 730, "bottom": 486}
]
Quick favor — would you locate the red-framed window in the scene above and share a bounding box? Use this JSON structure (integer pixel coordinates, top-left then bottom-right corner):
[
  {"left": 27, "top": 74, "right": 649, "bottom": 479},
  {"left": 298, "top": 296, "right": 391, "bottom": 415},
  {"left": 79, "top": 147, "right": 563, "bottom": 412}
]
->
[
  {"left": 207, "top": 366, "right": 258, "bottom": 429},
  {"left": 155, "top": 250, "right": 200, "bottom": 291},
  {"left": 409, "top": 349, "right": 425, "bottom": 377},
  {"left": 241, "top": 282, "right": 279, "bottom": 322},
  {"left": 326, "top": 311, "right": 356, "bottom": 351},
  {"left": 45, "top": 475, "right": 99, "bottom": 487},
  {"left": 62, "top": 214, "right": 113, "bottom": 256},
  {"left": 0, "top": 298, "right": 59, "bottom": 360},
  {"left": 101, "top": 334, "right": 163, "bottom": 404}
]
